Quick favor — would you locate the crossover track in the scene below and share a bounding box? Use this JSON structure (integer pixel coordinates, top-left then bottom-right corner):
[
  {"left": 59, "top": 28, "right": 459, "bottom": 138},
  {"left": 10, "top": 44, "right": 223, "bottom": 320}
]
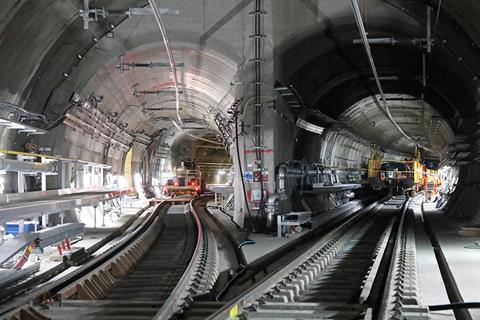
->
[
  {"left": 208, "top": 196, "right": 416, "bottom": 320},
  {"left": 3, "top": 196, "right": 427, "bottom": 320}
]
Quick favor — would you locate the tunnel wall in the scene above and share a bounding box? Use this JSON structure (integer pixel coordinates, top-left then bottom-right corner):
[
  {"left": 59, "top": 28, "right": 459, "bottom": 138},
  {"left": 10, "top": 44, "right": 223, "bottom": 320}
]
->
[{"left": 445, "top": 164, "right": 480, "bottom": 223}]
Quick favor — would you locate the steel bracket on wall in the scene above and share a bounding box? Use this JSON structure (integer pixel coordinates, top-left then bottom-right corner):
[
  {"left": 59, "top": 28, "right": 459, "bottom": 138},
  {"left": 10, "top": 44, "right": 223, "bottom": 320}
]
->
[{"left": 79, "top": 0, "right": 179, "bottom": 30}]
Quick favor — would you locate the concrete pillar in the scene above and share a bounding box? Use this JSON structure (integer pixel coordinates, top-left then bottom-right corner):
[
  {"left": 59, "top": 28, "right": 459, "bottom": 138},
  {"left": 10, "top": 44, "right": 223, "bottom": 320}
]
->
[{"left": 232, "top": 0, "right": 295, "bottom": 229}]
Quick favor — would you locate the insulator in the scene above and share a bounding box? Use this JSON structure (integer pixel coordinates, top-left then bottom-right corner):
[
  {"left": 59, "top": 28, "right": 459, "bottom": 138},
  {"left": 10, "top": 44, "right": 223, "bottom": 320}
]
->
[{"left": 106, "top": 9, "right": 125, "bottom": 16}]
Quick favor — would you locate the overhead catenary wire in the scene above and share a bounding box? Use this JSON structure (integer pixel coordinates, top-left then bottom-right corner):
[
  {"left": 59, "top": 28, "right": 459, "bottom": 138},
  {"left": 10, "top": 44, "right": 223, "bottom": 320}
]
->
[
  {"left": 351, "top": 1, "right": 437, "bottom": 155},
  {"left": 350, "top": 0, "right": 413, "bottom": 143},
  {"left": 433, "top": 0, "right": 443, "bottom": 36},
  {"left": 171, "top": 119, "right": 223, "bottom": 145},
  {"left": 148, "top": 0, "right": 182, "bottom": 126},
  {"left": 149, "top": 0, "right": 224, "bottom": 146}
]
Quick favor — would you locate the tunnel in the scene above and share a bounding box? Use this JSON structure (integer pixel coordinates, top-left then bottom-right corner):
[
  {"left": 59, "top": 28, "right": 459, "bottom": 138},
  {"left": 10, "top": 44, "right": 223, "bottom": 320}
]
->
[{"left": 0, "top": 1, "right": 480, "bottom": 319}]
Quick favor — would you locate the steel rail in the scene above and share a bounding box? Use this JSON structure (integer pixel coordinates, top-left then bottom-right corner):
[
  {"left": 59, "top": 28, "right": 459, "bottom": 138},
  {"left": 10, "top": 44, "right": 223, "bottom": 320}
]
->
[
  {"left": 206, "top": 198, "right": 389, "bottom": 320},
  {"left": 0, "top": 204, "right": 152, "bottom": 305},
  {"left": 378, "top": 198, "right": 430, "bottom": 320},
  {"left": 153, "top": 197, "right": 219, "bottom": 320},
  {"left": 358, "top": 217, "right": 396, "bottom": 304},
  {"left": 0, "top": 201, "right": 167, "bottom": 318},
  {"left": 377, "top": 199, "right": 410, "bottom": 320}
]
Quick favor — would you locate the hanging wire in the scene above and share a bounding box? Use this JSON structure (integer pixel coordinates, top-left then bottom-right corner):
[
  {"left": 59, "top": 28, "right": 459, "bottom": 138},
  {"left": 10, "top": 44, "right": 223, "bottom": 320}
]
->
[
  {"left": 433, "top": 0, "right": 442, "bottom": 36},
  {"left": 171, "top": 119, "right": 223, "bottom": 145},
  {"left": 350, "top": 0, "right": 414, "bottom": 142},
  {"left": 149, "top": 0, "right": 182, "bottom": 126},
  {"left": 149, "top": 0, "right": 224, "bottom": 146}
]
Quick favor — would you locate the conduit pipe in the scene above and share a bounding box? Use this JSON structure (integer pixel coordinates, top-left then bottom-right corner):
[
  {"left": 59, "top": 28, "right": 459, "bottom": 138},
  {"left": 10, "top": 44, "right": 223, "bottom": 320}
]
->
[
  {"left": 148, "top": 0, "right": 182, "bottom": 126},
  {"left": 149, "top": 1, "right": 222, "bottom": 146},
  {"left": 350, "top": 0, "right": 414, "bottom": 143},
  {"left": 171, "top": 120, "right": 223, "bottom": 145},
  {"left": 0, "top": 158, "right": 57, "bottom": 173}
]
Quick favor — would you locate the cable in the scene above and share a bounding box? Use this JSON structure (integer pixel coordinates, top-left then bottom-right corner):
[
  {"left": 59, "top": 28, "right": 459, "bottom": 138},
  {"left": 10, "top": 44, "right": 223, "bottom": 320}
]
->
[
  {"left": 237, "top": 239, "right": 256, "bottom": 249},
  {"left": 351, "top": 0, "right": 437, "bottom": 156},
  {"left": 350, "top": 0, "right": 413, "bottom": 143},
  {"left": 241, "top": 95, "right": 277, "bottom": 113},
  {"left": 151, "top": 0, "right": 223, "bottom": 146},
  {"left": 149, "top": 0, "right": 182, "bottom": 126},
  {"left": 208, "top": 205, "right": 244, "bottom": 231},
  {"left": 171, "top": 119, "right": 223, "bottom": 145},
  {"left": 433, "top": 0, "right": 442, "bottom": 36},
  {"left": 429, "top": 302, "right": 480, "bottom": 311},
  {"left": 234, "top": 113, "right": 255, "bottom": 232}
]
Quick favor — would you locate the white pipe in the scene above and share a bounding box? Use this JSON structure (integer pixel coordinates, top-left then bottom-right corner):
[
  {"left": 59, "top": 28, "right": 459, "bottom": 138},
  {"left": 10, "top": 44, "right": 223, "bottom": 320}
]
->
[
  {"left": 149, "top": 0, "right": 182, "bottom": 126},
  {"left": 350, "top": 0, "right": 413, "bottom": 142},
  {"left": 172, "top": 120, "right": 223, "bottom": 145},
  {"left": 351, "top": 0, "right": 436, "bottom": 154},
  {"left": 150, "top": 0, "right": 223, "bottom": 145},
  {"left": 0, "top": 158, "right": 57, "bottom": 173}
]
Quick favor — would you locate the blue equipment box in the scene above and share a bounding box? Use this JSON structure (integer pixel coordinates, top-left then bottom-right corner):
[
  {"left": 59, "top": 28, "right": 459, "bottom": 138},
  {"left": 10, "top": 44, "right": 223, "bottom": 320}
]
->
[{"left": 5, "top": 222, "right": 39, "bottom": 236}]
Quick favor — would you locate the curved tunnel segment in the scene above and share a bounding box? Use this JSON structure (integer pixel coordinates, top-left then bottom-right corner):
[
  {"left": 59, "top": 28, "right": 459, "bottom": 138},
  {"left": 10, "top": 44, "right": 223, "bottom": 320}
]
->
[{"left": 1, "top": 1, "right": 480, "bottom": 318}]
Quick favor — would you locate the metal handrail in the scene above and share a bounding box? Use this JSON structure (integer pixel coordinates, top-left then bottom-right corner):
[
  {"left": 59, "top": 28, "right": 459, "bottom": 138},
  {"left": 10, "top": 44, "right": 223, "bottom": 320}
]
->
[{"left": 152, "top": 198, "right": 205, "bottom": 319}]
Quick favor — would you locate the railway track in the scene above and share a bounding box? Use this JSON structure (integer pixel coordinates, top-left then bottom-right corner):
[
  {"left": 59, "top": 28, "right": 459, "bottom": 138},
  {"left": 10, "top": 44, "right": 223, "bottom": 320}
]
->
[
  {"left": 0, "top": 205, "right": 154, "bottom": 306},
  {"left": 1, "top": 198, "right": 219, "bottom": 320},
  {"left": 207, "top": 196, "right": 425, "bottom": 320},
  {"left": 2, "top": 195, "right": 429, "bottom": 320},
  {"left": 40, "top": 205, "right": 195, "bottom": 320}
]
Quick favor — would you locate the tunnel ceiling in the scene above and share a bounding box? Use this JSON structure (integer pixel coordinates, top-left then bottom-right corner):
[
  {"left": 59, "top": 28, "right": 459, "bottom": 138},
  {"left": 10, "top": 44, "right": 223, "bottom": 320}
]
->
[
  {"left": 2, "top": 0, "right": 480, "bottom": 163},
  {"left": 0, "top": 0, "right": 246, "bottom": 152},
  {"left": 274, "top": 0, "right": 480, "bottom": 159},
  {"left": 50, "top": 6, "right": 241, "bottom": 144}
]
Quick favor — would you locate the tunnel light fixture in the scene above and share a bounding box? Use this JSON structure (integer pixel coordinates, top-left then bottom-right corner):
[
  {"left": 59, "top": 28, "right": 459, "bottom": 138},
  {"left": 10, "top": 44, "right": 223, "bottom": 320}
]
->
[{"left": 296, "top": 118, "right": 324, "bottom": 135}]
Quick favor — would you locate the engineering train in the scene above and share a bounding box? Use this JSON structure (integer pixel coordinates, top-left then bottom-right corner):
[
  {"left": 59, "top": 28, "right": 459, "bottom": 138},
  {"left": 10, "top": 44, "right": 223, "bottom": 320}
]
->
[
  {"left": 368, "top": 155, "right": 440, "bottom": 197},
  {"left": 162, "top": 161, "right": 202, "bottom": 197}
]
